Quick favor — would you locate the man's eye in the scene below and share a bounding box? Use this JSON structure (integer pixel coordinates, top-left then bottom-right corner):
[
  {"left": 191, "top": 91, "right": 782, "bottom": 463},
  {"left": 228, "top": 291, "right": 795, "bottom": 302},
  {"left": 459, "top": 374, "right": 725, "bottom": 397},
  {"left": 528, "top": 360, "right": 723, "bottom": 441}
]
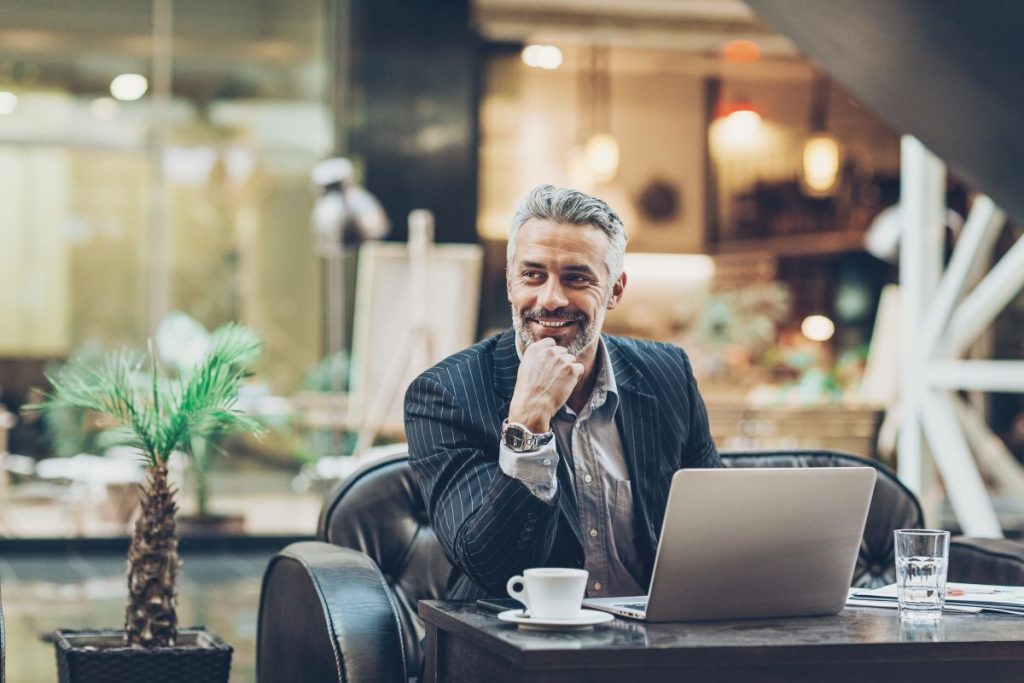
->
[
  {"left": 522, "top": 271, "right": 542, "bottom": 279},
  {"left": 566, "top": 275, "right": 589, "bottom": 284}
]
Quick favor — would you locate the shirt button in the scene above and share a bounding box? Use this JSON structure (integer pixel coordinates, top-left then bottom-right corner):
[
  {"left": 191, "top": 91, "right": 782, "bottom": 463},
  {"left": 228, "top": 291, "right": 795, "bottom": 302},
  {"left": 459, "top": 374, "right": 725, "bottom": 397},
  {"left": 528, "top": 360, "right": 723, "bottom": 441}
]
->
[
  {"left": 589, "top": 528, "right": 598, "bottom": 538},
  {"left": 542, "top": 458, "right": 552, "bottom": 466},
  {"left": 593, "top": 581, "right": 603, "bottom": 591},
  {"left": 583, "top": 474, "right": 593, "bottom": 484}
]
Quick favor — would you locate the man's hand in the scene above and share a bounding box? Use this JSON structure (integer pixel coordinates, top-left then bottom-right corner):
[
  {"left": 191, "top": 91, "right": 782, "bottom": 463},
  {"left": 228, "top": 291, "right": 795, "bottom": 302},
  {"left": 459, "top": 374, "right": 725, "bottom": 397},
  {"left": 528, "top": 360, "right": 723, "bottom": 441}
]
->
[{"left": 508, "top": 338, "right": 584, "bottom": 433}]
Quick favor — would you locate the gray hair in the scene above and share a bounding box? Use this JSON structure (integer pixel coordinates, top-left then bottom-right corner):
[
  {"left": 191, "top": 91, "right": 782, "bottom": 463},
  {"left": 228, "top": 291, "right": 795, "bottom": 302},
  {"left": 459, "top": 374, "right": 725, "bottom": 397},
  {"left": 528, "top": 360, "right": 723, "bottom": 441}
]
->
[{"left": 506, "top": 184, "right": 628, "bottom": 280}]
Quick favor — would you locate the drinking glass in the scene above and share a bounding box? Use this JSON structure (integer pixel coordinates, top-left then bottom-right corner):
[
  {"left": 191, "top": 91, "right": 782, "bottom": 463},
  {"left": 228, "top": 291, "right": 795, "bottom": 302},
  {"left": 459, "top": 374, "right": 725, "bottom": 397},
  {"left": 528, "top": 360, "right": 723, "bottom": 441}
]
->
[{"left": 894, "top": 529, "right": 950, "bottom": 620}]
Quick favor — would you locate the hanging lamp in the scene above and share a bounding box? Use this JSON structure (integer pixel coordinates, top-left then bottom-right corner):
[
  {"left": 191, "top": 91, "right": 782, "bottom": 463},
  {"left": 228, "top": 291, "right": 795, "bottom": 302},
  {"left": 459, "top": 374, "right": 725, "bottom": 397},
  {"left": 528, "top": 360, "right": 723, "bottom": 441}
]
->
[
  {"left": 801, "top": 75, "right": 842, "bottom": 195},
  {"left": 583, "top": 44, "right": 619, "bottom": 183}
]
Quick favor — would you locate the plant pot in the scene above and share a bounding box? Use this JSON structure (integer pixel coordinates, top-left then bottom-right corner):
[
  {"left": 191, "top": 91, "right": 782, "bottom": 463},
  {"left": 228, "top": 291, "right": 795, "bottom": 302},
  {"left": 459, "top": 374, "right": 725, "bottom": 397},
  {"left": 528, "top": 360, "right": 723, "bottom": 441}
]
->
[
  {"left": 177, "top": 513, "right": 246, "bottom": 537},
  {"left": 54, "top": 628, "right": 232, "bottom": 683}
]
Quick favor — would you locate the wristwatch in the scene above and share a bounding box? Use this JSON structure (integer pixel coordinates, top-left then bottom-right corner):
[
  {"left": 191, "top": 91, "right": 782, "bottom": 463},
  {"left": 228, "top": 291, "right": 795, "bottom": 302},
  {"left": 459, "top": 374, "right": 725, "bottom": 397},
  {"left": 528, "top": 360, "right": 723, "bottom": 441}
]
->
[{"left": 501, "top": 419, "right": 554, "bottom": 452}]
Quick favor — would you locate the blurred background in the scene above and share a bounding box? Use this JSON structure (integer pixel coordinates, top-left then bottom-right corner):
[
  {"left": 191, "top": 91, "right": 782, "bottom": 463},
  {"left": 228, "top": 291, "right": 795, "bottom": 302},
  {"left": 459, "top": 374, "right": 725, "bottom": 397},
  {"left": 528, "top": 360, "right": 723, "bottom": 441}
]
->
[
  {"left": 1, "top": 0, "right": 1023, "bottom": 679},
  {"left": 3, "top": 0, "right": 1024, "bottom": 535}
]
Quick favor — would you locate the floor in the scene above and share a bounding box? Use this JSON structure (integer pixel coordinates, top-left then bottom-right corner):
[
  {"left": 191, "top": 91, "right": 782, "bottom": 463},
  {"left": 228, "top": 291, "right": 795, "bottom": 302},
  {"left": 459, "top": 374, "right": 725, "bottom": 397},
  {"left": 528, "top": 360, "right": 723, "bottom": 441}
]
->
[
  {"left": 1, "top": 547, "right": 276, "bottom": 682},
  {"left": 0, "top": 464, "right": 353, "bottom": 681}
]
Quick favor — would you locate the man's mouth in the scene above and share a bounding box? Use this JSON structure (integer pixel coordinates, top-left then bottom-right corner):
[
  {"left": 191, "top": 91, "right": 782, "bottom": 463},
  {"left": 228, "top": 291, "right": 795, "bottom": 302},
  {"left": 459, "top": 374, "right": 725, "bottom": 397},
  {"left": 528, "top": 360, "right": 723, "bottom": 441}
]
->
[{"left": 530, "top": 318, "right": 575, "bottom": 328}]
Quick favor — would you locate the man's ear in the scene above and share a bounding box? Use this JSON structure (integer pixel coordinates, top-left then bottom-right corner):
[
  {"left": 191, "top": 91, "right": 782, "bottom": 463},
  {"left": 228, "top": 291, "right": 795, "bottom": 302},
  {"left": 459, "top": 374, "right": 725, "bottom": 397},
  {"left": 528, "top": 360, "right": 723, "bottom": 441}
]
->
[{"left": 606, "top": 272, "right": 627, "bottom": 310}]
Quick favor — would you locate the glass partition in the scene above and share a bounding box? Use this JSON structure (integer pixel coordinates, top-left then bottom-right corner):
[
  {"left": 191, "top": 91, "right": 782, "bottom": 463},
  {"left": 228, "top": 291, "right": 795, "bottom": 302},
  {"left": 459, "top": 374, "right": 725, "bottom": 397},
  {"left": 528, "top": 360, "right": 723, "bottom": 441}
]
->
[{"left": 0, "top": 0, "right": 331, "bottom": 390}]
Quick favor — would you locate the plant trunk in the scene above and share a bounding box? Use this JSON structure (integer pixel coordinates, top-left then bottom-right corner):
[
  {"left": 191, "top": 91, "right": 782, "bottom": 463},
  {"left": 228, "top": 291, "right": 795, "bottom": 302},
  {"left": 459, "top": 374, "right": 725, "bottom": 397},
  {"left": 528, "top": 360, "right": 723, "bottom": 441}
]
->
[{"left": 125, "top": 463, "right": 180, "bottom": 648}]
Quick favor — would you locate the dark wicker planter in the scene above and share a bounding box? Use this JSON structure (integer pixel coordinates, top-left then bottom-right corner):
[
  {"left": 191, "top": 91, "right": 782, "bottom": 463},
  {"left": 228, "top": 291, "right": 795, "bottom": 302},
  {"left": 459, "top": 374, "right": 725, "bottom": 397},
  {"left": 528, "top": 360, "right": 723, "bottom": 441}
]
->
[{"left": 54, "top": 628, "right": 233, "bottom": 683}]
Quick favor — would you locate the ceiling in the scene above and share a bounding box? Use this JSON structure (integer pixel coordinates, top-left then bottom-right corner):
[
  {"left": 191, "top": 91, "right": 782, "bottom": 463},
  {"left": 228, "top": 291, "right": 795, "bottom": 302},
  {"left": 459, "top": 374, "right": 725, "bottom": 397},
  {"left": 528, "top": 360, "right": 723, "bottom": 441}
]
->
[
  {"left": 0, "top": 0, "right": 804, "bottom": 101},
  {"left": 746, "top": 0, "right": 1024, "bottom": 223},
  {"left": 474, "top": 0, "right": 798, "bottom": 56},
  {"left": 0, "top": 0, "right": 326, "bottom": 100}
]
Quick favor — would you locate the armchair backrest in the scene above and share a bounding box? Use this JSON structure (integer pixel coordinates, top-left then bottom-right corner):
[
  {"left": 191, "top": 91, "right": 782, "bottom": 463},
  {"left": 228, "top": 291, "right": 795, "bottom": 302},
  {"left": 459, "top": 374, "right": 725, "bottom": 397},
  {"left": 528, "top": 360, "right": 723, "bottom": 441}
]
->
[
  {"left": 317, "top": 455, "right": 451, "bottom": 675},
  {"left": 718, "top": 450, "right": 924, "bottom": 587},
  {"left": 317, "top": 448, "right": 923, "bottom": 675}
]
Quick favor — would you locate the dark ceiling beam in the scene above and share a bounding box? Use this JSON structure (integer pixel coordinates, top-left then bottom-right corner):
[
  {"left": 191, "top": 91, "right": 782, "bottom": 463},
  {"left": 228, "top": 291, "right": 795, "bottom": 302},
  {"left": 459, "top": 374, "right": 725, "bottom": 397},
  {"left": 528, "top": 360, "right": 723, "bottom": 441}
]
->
[{"left": 744, "top": 0, "right": 1024, "bottom": 223}]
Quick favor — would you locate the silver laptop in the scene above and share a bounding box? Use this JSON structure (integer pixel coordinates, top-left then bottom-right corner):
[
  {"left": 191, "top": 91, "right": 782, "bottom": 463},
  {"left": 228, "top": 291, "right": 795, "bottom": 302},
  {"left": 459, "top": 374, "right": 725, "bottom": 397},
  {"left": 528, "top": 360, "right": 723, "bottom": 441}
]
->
[{"left": 584, "top": 467, "right": 876, "bottom": 622}]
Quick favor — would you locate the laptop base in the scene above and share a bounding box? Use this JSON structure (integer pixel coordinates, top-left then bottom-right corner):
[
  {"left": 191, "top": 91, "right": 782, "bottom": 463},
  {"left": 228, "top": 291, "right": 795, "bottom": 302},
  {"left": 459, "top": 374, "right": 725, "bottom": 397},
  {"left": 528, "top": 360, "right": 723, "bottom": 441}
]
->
[{"left": 584, "top": 596, "right": 648, "bottom": 620}]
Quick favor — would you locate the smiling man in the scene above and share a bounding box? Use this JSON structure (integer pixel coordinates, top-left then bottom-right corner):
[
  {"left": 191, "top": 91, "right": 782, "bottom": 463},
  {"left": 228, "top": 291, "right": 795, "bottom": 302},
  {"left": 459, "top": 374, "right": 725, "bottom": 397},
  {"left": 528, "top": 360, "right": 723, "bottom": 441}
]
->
[{"left": 405, "top": 184, "right": 720, "bottom": 600}]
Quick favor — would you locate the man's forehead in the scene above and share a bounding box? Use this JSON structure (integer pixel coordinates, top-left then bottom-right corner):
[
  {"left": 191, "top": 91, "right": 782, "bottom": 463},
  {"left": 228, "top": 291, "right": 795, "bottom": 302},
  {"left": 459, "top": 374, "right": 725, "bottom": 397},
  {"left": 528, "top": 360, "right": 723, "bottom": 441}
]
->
[
  {"left": 516, "top": 219, "right": 608, "bottom": 252},
  {"left": 513, "top": 219, "right": 613, "bottom": 272}
]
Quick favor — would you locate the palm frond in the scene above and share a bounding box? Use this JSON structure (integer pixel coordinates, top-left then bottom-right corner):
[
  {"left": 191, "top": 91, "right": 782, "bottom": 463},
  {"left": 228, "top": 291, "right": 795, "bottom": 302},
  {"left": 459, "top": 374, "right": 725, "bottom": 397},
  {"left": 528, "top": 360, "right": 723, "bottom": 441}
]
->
[
  {"left": 32, "top": 323, "right": 264, "bottom": 468},
  {"left": 156, "top": 323, "right": 265, "bottom": 463}
]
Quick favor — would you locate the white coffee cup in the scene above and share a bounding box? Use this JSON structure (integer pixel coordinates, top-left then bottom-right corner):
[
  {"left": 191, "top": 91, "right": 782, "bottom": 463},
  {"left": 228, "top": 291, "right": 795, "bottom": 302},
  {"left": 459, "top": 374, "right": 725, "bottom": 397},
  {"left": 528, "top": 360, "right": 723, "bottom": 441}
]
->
[{"left": 506, "top": 567, "right": 588, "bottom": 620}]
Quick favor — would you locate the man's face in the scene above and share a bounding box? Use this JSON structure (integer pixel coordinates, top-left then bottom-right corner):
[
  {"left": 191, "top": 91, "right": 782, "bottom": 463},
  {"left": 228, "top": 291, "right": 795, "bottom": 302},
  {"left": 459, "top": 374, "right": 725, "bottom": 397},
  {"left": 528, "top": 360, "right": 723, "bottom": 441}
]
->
[{"left": 507, "top": 218, "right": 626, "bottom": 356}]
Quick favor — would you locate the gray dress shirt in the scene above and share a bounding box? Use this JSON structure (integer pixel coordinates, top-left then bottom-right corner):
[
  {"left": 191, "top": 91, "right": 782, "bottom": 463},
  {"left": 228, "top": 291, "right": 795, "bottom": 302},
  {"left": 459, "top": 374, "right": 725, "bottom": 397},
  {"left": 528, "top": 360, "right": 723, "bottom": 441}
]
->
[{"left": 498, "top": 339, "right": 646, "bottom": 597}]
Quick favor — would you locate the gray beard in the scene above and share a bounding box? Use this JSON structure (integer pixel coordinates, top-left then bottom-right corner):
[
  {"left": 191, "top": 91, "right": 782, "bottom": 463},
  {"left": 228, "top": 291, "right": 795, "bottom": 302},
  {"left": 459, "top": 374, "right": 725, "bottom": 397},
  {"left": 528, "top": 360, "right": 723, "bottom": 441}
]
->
[{"left": 510, "top": 305, "right": 599, "bottom": 357}]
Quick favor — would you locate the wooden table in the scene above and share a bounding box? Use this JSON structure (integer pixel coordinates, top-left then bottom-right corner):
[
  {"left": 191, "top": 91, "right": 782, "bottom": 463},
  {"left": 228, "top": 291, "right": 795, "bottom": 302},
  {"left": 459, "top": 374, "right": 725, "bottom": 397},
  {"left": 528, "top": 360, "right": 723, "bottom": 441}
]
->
[{"left": 420, "top": 601, "right": 1024, "bottom": 682}]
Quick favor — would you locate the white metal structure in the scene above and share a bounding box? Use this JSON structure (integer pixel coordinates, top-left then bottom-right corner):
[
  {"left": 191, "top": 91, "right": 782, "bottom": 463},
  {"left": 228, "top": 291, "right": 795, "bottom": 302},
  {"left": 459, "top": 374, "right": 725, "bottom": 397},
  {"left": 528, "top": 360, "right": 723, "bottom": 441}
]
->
[{"left": 898, "top": 135, "right": 1024, "bottom": 537}]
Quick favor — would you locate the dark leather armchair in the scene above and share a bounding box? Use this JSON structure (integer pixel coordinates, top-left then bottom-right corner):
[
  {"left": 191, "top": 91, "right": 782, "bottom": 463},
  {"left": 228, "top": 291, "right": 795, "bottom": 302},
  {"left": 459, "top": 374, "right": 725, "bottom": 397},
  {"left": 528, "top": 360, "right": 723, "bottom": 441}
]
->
[{"left": 257, "top": 449, "right": 1024, "bottom": 683}]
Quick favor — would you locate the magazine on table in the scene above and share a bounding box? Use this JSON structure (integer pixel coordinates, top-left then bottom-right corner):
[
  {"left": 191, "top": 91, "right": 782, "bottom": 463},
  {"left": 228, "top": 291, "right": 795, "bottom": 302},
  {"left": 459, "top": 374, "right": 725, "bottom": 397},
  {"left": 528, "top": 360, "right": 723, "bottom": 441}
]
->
[{"left": 847, "top": 583, "right": 1024, "bottom": 615}]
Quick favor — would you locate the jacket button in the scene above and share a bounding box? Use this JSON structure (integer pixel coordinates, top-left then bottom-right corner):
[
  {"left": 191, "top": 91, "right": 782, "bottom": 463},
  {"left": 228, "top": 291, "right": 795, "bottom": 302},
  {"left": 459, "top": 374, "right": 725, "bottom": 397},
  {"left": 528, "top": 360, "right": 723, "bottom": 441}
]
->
[{"left": 527, "top": 512, "right": 538, "bottom": 522}]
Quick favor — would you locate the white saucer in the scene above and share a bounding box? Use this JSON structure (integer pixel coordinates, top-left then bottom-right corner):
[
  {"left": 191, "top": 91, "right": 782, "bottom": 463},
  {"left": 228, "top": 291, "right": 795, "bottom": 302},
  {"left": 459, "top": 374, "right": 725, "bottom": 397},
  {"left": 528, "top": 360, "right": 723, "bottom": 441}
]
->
[{"left": 497, "top": 608, "right": 614, "bottom": 630}]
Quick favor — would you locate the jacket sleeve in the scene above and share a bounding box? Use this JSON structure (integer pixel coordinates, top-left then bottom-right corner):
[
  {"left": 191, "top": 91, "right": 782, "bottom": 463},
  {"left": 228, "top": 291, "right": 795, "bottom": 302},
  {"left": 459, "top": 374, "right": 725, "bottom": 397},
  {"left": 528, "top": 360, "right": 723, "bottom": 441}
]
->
[
  {"left": 678, "top": 347, "right": 722, "bottom": 469},
  {"left": 404, "top": 371, "right": 562, "bottom": 594}
]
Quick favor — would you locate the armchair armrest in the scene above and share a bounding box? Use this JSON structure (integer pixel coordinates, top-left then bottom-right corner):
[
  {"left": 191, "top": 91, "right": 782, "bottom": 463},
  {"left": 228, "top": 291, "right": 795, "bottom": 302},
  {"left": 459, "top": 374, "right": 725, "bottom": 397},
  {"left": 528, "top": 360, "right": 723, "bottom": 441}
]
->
[
  {"left": 949, "top": 536, "right": 1024, "bottom": 586},
  {"left": 257, "top": 541, "right": 408, "bottom": 683}
]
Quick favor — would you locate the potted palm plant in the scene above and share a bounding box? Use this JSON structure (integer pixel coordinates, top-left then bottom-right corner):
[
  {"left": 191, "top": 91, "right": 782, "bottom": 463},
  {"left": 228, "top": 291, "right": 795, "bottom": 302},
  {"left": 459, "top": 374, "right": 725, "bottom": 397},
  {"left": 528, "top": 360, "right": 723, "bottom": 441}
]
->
[{"left": 35, "top": 323, "right": 263, "bottom": 683}]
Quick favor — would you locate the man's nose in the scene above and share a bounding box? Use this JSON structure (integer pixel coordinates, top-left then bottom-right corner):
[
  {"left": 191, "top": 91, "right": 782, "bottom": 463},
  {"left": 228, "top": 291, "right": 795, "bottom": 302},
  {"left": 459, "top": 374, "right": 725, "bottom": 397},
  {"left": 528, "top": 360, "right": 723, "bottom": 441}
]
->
[{"left": 537, "top": 278, "right": 569, "bottom": 310}]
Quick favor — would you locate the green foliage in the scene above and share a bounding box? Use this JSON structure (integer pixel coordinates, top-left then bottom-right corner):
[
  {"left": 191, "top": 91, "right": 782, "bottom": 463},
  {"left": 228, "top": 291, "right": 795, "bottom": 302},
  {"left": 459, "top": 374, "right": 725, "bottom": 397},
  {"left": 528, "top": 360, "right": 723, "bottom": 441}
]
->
[
  {"left": 691, "top": 283, "right": 792, "bottom": 353},
  {"left": 34, "top": 324, "right": 264, "bottom": 469},
  {"left": 302, "top": 349, "right": 350, "bottom": 392},
  {"left": 39, "top": 342, "right": 107, "bottom": 458},
  {"left": 39, "top": 402, "right": 102, "bottom": 458}
]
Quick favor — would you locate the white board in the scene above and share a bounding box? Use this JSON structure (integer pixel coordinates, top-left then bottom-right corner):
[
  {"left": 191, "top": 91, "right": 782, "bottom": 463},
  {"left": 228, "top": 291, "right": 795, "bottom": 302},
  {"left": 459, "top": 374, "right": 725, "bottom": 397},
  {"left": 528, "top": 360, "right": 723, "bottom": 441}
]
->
[{"left": 349, "top": 241, "right": 484, "bottom": 436}]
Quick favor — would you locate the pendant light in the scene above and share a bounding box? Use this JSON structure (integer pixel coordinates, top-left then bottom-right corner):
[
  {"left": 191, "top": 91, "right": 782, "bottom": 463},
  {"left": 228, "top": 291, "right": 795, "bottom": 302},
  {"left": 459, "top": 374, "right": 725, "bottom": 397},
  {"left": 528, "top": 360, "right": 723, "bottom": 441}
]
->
[
  {"left": 583, "top": 45, "right": 619, "bottom": 183},
  {"left": 716, "top": 97, "right": 762, "bottom": 143},
  {"left": 800, "top": 76, "right": 842, "bottom": 196}
]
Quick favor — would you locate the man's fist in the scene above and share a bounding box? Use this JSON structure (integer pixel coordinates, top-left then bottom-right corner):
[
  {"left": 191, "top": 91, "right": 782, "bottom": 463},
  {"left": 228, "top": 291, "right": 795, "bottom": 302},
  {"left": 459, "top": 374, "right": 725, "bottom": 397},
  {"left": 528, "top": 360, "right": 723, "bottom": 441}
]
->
[{"left": 507, "top": 338, "right": 584, "bottom": 433}]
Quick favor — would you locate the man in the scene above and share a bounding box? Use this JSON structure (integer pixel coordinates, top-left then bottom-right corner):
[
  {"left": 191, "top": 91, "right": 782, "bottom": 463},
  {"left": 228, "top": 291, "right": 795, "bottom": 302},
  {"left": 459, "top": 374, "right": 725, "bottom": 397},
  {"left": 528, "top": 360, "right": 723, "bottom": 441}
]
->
[{"left": 405, "top": 184, "right": 720, "bottom": 600}]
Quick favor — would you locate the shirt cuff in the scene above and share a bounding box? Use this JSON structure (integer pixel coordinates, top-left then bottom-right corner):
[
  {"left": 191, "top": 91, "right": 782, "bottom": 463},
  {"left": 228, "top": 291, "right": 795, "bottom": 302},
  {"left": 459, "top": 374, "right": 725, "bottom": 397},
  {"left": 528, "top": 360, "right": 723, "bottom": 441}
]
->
[{"left": 498, "top": 440, "right": 559, "bottom": 503}]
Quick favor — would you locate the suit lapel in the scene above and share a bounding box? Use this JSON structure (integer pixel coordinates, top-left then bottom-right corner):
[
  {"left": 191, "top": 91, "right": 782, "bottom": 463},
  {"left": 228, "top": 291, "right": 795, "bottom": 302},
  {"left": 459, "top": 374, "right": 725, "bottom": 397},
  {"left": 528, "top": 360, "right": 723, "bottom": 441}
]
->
[
  {"left": 493, "top": 329, "right": 520, "bottom": 409},
  {"left": 493, "top": 329, "right": 584, "bottom": 551},
  {"left": 608, "top": 337, "right": 662, "bottom": 562}
]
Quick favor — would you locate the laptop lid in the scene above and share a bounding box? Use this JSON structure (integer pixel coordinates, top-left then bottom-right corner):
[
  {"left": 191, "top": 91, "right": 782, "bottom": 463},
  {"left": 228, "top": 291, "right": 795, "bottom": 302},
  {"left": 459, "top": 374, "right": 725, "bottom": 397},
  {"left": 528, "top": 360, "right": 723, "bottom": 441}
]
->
[{"left": 644, "top": 466, "right": 876, "bottom": 622}]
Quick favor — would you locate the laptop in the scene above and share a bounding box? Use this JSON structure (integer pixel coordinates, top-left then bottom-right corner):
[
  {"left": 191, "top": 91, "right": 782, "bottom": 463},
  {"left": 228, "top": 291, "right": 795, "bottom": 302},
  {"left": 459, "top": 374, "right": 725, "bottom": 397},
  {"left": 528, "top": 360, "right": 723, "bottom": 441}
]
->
[{"left": 584, "top": 467, "right": 876, "bottom": 622}]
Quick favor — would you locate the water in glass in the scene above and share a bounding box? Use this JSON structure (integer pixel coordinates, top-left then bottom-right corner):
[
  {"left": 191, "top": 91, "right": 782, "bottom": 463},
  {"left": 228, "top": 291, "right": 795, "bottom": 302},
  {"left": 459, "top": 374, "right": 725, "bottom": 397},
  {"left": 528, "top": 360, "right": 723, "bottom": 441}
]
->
[{"left": 896, "top": 555, "right": 947, "bottom": 618}]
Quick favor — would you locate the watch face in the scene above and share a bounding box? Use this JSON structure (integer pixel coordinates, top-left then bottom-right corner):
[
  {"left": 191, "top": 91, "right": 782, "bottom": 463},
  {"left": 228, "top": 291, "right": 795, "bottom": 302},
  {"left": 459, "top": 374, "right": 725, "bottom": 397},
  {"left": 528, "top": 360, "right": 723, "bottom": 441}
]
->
[{"left": 505, "top": 424, "right": 528, "bottom": 450}]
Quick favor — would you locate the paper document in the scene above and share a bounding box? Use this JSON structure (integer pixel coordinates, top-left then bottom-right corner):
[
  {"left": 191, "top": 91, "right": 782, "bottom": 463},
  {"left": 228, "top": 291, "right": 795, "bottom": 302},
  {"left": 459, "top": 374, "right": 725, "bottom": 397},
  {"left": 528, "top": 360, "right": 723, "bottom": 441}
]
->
[{"left": 847, "top": 583, "right": 1024, "bottom": 616}]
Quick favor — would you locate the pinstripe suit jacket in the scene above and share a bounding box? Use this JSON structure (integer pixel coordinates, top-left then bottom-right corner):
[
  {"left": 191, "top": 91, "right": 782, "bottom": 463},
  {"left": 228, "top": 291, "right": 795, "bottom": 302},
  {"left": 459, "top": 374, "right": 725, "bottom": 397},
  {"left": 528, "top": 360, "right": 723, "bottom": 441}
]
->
[{"left": 405, "top": 329, "right": 720, "bottom": 599}]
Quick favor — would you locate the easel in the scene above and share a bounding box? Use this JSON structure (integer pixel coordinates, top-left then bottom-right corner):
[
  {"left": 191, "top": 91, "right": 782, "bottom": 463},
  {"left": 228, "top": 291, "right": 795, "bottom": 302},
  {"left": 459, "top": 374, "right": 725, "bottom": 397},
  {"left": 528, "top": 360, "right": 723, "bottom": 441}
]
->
[{"left": 352, "top": 209, "right": 436, "bottom": 457}]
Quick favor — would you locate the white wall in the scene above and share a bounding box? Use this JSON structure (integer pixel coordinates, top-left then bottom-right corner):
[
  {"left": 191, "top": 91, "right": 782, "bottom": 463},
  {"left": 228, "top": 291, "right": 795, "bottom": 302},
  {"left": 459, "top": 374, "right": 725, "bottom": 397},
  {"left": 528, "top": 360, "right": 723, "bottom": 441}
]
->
[{"left": 478, "top": 48, "right": 707, "bottom": 253}]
